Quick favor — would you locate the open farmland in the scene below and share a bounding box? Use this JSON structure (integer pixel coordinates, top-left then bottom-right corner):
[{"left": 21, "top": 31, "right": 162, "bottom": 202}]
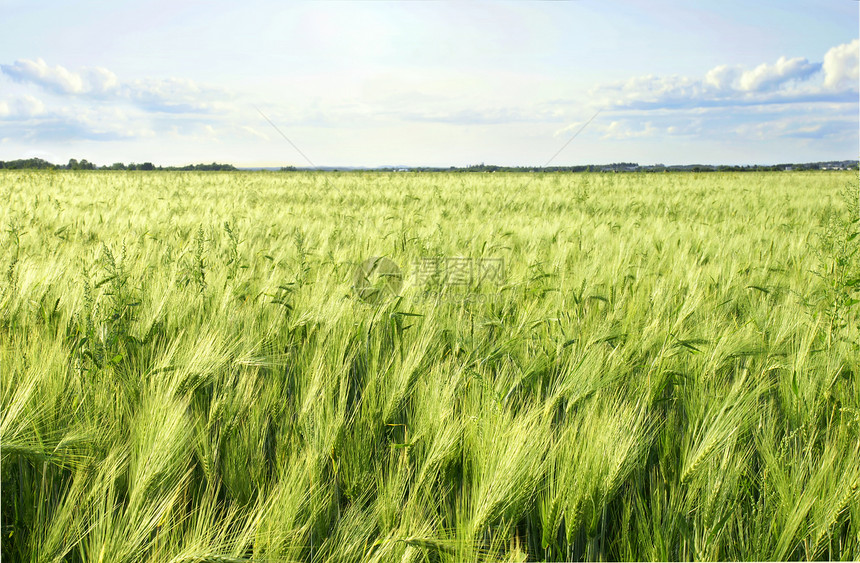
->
[{"left": 1, "top": 170, "right": 858, "bottom": 561}]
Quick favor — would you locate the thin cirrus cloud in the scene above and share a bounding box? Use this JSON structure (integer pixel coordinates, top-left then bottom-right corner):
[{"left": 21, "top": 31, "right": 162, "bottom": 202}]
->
[
  {"left": 1, "top": 103, "right": 156, "bottom": 142},
  {"left": 398, "top": 106, "right": 562, "bottom": 125}
]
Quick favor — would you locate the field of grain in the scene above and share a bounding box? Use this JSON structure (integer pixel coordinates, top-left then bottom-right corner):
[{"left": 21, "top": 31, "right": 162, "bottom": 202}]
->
[{"left": 1, "top": 170, "right": 858, "bottom": 561}]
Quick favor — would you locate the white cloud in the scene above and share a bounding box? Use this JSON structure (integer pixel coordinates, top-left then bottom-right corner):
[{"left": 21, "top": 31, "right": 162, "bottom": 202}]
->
[
  {"left": 2, "top": 58, "right": 91, "bottom": 94},
  {"left": 737, "top": 56, "right": 820, "bottom": 92},
  {"left": 85, "top": 67, "right": 119, "bottom": 93},
  {"left": 1, "top": 58, "right": 229, "bottom": 114},
  {"left": 822, "top": 38, "right": 859, "bottom": 90},
  {"left": 570, "top": 51, "right": 858, "bottom": 147},
  {"left": 590, "top": 39, "right": 858, "bottom": 112},
  {"left": 0, "top": 94, "right": 45, "bottom": 119},
  {"left": 704, "top": 65, "right": 740, "bottom": 91}
]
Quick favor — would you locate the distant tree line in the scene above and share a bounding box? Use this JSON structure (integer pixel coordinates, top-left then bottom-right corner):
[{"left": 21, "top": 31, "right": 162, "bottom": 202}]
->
[
  {"left": 402, "top": 161, "right": 859, "bottom": 173},
  {"left": 0, "top": 158, "right": 237, "bottom": 171},
  {"left": 1, "top": 158, "right": 856, "bottom": 172}
]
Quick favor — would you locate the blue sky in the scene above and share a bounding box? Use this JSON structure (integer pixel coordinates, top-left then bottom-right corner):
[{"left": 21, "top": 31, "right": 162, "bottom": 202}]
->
[{"left": 1, "top": 0, "right": 857, "bottom": 167}]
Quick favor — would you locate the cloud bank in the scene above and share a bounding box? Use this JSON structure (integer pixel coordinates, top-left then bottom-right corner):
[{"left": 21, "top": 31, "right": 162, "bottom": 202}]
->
[
  {"left": 0, "top": 58, "right": 238, "bottom": 146},
  {"left": 1, "top": 58, "right": 229, "bottom": 114},
  {"left": 580, "top": 39, "right": 858, "bottom": 143},
  {"left": 590, "top": 40, "right": 857, "bottom": 110}
]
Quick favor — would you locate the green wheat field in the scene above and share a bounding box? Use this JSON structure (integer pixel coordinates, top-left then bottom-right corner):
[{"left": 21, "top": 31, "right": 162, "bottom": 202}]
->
[{"left": 1, "top": 170, "right": 858, "bottom": 562}]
